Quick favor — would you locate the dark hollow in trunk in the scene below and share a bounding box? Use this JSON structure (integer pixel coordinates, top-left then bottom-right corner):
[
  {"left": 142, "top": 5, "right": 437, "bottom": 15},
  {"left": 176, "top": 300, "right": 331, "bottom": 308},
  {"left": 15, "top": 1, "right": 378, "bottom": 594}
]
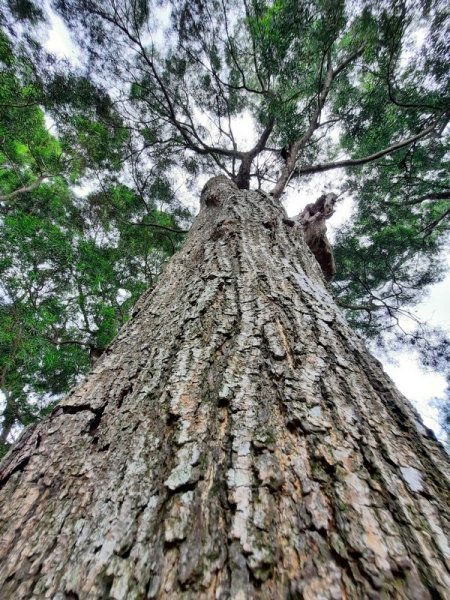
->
[{"left": 0, "top": 177, "right": 449, "bottom": 599}]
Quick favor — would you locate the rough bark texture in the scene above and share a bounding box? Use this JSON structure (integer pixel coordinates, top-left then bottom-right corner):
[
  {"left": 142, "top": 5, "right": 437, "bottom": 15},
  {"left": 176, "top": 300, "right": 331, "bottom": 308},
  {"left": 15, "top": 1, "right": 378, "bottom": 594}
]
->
[{"left": 0, "top": 177, "right": 449, "bottom": 600}]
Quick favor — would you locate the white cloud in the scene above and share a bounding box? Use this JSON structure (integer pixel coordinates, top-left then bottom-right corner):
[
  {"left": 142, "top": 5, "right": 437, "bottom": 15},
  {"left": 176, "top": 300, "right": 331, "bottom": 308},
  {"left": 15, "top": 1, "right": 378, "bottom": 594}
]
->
[
  {"left": 413, "top": 258, "right": 450, "bottom": 331},
  {"left": 381, "top": 351, "right": 447, "bottom": 441},
  {"left": 44, "top": 6, "right": 81, "bottom": 66}
]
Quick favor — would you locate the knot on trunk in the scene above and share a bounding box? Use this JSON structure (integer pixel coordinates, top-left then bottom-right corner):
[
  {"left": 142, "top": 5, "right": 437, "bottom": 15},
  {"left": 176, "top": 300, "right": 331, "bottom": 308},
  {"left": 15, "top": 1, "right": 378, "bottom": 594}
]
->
[
  {"left": 200, "top": 176, "right": 238, "bottom": 208},
  {"left": 296, "top": 193, "right": 337, "bottom": 282}
]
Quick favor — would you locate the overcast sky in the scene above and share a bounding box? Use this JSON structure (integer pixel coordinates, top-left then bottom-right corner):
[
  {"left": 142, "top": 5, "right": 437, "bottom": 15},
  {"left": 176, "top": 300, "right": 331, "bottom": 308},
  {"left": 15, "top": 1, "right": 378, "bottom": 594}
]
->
[{"left": 41, "top": 4, "right": 449, "bottom": 441}]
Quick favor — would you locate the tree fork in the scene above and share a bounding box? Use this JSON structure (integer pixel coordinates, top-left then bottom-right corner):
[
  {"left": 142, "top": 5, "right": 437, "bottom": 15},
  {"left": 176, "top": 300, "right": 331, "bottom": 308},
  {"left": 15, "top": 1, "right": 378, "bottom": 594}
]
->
[{"left": 0, "top": 177, "right": 449, "bottom": 599}]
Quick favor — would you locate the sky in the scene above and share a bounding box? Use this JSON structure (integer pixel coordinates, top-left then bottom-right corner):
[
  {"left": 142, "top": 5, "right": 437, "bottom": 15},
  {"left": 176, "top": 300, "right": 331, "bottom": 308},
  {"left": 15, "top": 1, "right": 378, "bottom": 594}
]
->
[{"left": 37, "top": 3, "right": 449, "bottom": 441}]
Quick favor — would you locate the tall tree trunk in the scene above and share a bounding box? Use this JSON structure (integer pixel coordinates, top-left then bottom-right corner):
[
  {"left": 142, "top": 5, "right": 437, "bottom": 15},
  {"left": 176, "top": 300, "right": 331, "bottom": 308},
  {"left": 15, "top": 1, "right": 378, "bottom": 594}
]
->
[{"left": 0, "top": 177, "right": 449, "bottom": 600}]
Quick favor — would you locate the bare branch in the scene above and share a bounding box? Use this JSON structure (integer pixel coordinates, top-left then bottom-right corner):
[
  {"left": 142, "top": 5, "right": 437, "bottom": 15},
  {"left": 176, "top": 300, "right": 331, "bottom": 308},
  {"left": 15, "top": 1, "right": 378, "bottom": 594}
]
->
[
  {"left": 0, "top": 174, "right": 50, "bottom": 202},
  {"left": 296, "top": 122, "right": 439, "bottom": 176},
  {"left": 271, "top": 44, "right": 366, "bottom": 199},
  {"left": 338, "top": 301, "right": 384, "bottom": 312},
  {"left": 89, "top": 7, "right": 242, "bottom": 161},
  {"left": 422, "top": 207, "right": 450, "bottom": 237},
  {"left": 404, "top": 191, "right": 450, "bottom": 205},
  {"left": 120, "top": 220, "right": 189, "bottom": 234},
  {"left": 234, "top": 116, "right": 275, "bottom": 189}
]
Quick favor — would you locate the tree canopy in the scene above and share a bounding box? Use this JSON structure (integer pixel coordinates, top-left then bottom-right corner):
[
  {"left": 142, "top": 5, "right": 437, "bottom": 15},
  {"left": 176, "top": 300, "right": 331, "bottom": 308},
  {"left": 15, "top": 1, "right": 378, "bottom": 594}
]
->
[
  {"left": 0, "top": 22, "right": 187, "bottom": 453},
  {"left": 1, "top": 0, "right": 449, "bottom": 447}
]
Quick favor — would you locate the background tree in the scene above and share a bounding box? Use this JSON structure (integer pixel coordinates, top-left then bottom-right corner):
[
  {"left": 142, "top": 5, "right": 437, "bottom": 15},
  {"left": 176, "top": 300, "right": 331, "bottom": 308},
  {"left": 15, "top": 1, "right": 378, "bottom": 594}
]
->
[
  {"left": 331, "top": 0, "right": 450, "bottom": 358},
  {"left": 0, "top": 23, "right": 188, "bottom": 453}
]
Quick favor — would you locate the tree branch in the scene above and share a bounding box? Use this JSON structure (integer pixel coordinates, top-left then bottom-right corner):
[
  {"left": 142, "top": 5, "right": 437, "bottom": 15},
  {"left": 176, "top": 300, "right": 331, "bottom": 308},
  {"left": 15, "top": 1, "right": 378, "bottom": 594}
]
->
[
  {"left": 0, "top": 174, "right": 50, "bottom": 202},
  {"left": 90, "top": 6, "right": 242, "bottom": 161},
  {"left": 404, "top": 191, "right": 450, "bottom": 205},
  {"left": 337, "top": 301, "right": 384, "bottom": 312},
  {"left": 271, "top": 43, "right": 366, "bottom": 199},
  {"left": 121, "top": 220, "right": 189, "bottom": 234},
  {"left": 296, "top": 122, "right": 439, "bottom": 176},
  {"left": 422, "top": 207, "right": 450, "bottom": 237},
  {"left": 234, "top": 116, "right": 275, "bottom": 189}
]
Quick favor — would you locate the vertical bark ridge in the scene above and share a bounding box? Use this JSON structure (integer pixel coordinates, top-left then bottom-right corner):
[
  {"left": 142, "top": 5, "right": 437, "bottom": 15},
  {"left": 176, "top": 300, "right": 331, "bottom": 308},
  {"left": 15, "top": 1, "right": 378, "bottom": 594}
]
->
[{"left": 0, "top": 176, "right": 449, "bottom": 599}]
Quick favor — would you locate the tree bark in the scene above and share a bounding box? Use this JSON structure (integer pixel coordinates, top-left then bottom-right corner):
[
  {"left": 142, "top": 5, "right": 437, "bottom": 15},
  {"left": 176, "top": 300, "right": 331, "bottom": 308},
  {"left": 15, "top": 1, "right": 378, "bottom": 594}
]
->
[{"left": 0, "top": 176, "right": 449, "bottom": 600}]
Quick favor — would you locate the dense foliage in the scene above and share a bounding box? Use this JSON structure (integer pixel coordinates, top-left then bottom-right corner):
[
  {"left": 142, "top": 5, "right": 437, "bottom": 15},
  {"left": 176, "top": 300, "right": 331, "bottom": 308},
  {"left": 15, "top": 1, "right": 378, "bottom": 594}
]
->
[
  {"left": 0, "top": 23, "right": 187, "bottom": 454},
  {"left": 0, "top": 0, "right": 449, "bottom": 448}
]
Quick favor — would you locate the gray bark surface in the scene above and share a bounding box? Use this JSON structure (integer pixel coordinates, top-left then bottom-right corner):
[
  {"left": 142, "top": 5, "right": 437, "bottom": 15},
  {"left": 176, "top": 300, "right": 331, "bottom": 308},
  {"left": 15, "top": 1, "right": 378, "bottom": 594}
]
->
[{"left": 0, "top": 177, "right": 449, "bottom": 599}]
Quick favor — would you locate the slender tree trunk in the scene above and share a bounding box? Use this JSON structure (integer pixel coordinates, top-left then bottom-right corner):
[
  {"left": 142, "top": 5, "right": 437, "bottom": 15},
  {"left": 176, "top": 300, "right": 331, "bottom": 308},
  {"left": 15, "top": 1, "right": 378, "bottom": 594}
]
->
[{"left": 0, "top": 177, "right": 449, "bottom": 600}]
